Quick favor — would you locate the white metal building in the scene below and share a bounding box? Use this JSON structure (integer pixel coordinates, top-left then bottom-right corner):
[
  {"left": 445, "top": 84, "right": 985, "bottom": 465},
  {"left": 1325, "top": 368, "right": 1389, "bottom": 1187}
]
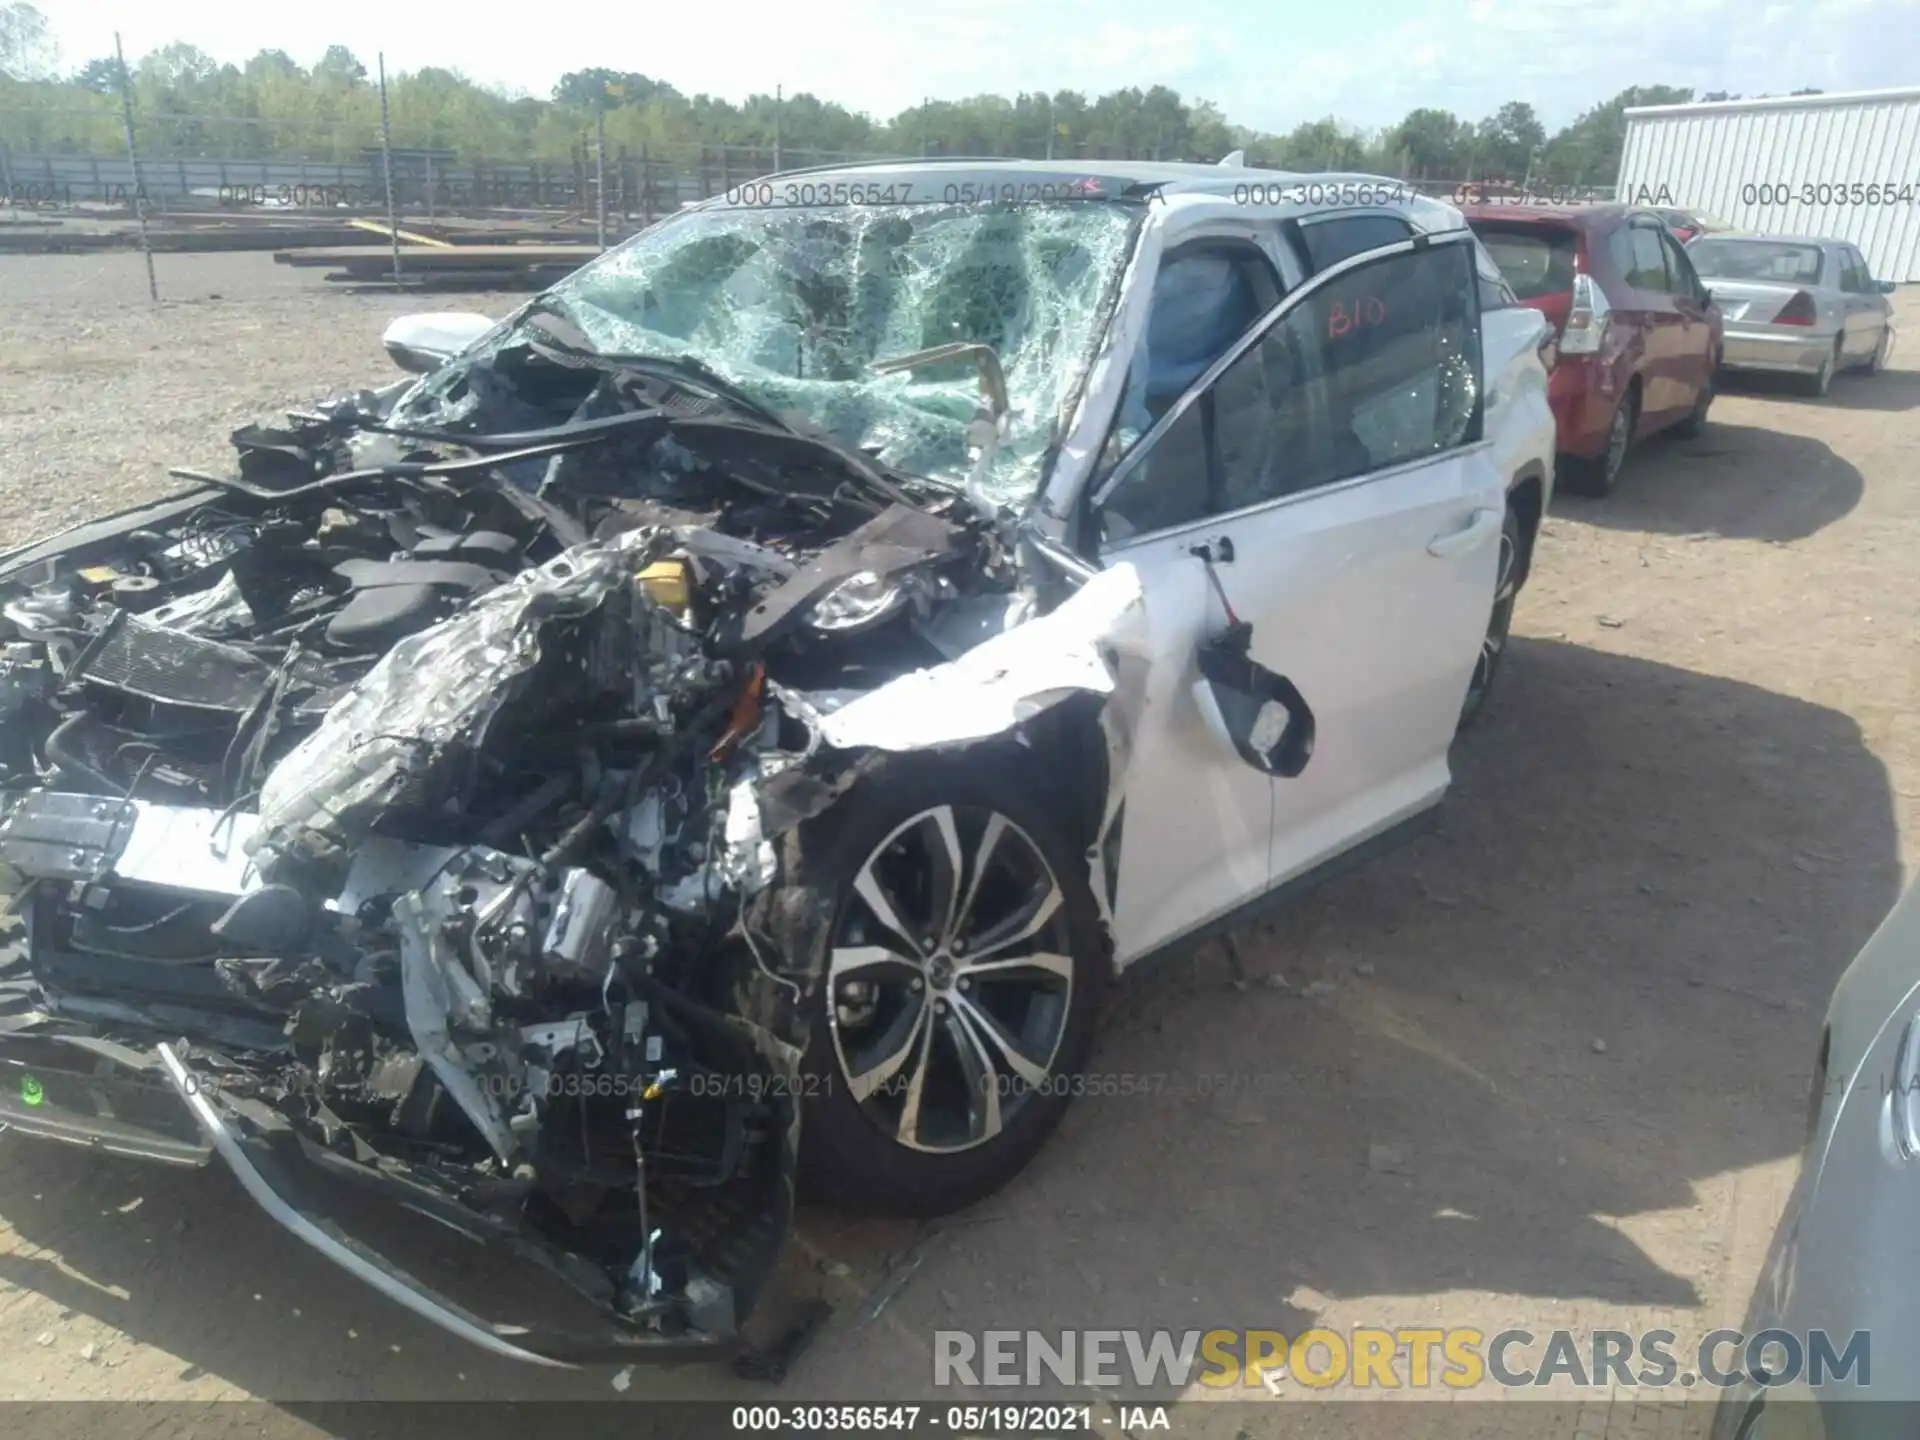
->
[{"left": 1618, "top": 86, "right": 1920, "bottom": 283}]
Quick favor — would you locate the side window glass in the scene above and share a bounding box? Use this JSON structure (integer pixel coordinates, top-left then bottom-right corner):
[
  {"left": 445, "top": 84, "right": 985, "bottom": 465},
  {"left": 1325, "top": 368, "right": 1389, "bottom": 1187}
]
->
[
  {"left": 1604, "top": 228, "right": 1638, "bottom": 284},
  {"left": 1842, "top": 252, "right": 1866, "bottom": 292},
  {"left": 1300, "top": 215, "right": 1414, "bottom": 271},
  {"left": 1630, "top": 226, "right": 1672, "bottom": 292},
  {"left": 1099, "top": 242, "right": 1482, "bottom": 541},
  {"left": 1660, "top": 232, "right": 1702, "bottom": 296},
  {"left": 1094, "top": 399, "right": 1212, "bottom": 540},
  {"left": 1096, "top": 246, "right": 1280, "bottom": 487}
]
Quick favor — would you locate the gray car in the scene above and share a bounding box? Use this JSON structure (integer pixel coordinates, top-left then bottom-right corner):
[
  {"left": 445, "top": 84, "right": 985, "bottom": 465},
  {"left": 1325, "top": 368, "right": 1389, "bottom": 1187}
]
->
[
  {"left": 1712, "top": 875, "right": 1920, "bottom": 1437},
  {"left": 1685, "top": 233, "right": 1895, "bottom": 397}
]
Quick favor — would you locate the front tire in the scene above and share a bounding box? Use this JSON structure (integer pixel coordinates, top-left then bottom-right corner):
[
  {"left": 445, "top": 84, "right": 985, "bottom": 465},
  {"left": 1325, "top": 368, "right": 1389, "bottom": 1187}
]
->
[{"left": 783, "top": 753, "right": 1107, "bottom": 1215}]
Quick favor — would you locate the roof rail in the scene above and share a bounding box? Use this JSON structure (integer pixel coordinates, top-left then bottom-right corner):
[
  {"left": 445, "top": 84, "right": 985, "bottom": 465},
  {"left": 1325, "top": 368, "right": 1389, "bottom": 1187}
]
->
[{"left": 745, "top": 154, "right": 1053, "bottom": 182}]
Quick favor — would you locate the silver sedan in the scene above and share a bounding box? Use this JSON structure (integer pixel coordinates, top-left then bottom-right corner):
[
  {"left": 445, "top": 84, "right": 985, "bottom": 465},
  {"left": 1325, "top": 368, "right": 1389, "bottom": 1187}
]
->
[{"left": 1685, "top": 233, "right": 1896, "bottom": 397}]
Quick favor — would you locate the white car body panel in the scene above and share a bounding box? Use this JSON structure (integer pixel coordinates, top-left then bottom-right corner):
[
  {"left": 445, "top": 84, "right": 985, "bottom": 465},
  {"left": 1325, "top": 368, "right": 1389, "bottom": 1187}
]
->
[
  {"left": 1096, "top": 528, "right": 1276, "bottom": 959},
  {"left": 382, "top": 171, "right": 1558, "bottom": 975},
  {"left": 1102, "top": 445, "right": 1501, "bottom": 963},
  {"left": 1025, "top": 190, "right": 1551, "bottom": 967},
  {"left": 381, "top": 312, "right": 498, "bottom": 373},
  {"left": 1480, "top": 302, "right": 1557, "bottom": 502}
]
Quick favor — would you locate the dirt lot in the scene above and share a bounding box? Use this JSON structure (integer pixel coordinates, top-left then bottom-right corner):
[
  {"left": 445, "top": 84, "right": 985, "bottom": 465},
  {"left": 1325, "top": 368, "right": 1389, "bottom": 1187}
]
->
[{"left": 0, "top": 253, "right": 1914, "bottom": 1435}]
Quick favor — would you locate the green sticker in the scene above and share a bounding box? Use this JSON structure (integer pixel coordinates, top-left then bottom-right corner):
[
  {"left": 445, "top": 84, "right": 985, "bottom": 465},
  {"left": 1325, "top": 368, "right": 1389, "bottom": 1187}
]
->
[{"left": 20, "top": 1074, "right": 44, "bottom": 1107}]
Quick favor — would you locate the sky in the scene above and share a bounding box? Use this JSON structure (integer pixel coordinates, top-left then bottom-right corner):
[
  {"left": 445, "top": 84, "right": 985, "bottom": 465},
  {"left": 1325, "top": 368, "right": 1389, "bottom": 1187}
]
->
[{"left": 24, "top": 0, "right": 1918, "bottom": 133}]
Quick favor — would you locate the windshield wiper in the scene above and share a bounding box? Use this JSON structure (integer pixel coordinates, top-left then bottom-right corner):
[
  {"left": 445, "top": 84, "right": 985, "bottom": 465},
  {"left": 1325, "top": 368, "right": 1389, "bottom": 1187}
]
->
[
  {"left": 510, "top": 300, "right": 794, "bottom": 434},
  {"left": 592, "top": 350, "right": 926, "bottom": 512}
]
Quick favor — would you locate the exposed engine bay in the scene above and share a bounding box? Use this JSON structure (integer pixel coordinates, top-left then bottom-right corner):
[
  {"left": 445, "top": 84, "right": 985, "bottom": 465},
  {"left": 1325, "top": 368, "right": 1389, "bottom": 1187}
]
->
[{"left": 0, "top": 316, "right": 1141, "bottom": 1365}]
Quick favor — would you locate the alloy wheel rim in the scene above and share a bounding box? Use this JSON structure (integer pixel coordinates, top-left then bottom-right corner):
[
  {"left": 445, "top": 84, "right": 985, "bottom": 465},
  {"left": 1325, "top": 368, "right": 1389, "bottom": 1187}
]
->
[
  {"left": 1469, "top": 527, "right": 1518, "bottom": 702},
  {"left": 827, "top": 805, "right": 1074, "bottom": 1154}
]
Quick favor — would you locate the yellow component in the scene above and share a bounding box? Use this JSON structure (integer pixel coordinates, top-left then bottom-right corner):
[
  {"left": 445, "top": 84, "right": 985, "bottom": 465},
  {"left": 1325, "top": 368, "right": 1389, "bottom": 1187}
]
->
[
  {"left": 642, "top": 1082, "right": 664, "bottom": 1101},
  {"left": 637, "top": 558, "right": 691, "bottom": 611},
  {"left": 348, "top": 216, "right": 454, "bottom": 248},
  {"left": 77, "top": 566, "right": 121, "bottom": 584}
]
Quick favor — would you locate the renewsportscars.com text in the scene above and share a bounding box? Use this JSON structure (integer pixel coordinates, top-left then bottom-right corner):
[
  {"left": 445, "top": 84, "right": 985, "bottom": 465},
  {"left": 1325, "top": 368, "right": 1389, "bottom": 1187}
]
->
[{"left": 933, "top": 1327, "right": 1870, "bottom": 1391}]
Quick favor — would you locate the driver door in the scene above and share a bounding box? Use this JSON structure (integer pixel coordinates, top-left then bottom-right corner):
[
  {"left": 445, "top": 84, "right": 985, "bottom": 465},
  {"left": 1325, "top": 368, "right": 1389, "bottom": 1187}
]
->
[{"left": 1091, "top": 232, "right": 1503, "bottom": 965}]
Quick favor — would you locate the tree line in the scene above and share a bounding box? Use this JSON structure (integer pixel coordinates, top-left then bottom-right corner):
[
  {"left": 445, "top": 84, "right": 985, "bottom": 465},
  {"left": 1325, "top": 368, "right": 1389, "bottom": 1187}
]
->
[{"left": 0, "top": 4, "right": 1821, "bottom": 185}]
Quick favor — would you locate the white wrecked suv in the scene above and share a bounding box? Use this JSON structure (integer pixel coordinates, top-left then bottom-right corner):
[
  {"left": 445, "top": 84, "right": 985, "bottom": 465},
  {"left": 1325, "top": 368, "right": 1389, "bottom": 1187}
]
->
[{"left": 0, "top": 160, "right": 1554, "bottom": 1367}]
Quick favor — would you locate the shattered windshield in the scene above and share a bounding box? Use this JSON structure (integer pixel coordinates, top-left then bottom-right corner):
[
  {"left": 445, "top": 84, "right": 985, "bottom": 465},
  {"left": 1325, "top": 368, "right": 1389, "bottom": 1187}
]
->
[{"left": 395, "top": 199, "right": 1139, "bottom": 507}]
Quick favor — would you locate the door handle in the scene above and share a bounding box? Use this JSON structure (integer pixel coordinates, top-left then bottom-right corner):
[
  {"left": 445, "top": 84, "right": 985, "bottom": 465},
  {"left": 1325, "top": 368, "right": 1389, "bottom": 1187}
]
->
[{"left": 1426, "top": 508, "right": 1500, "bottom": 558}]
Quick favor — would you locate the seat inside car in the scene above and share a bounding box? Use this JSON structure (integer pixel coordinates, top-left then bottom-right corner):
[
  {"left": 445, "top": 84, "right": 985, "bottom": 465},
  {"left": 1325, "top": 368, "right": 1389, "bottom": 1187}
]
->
[{"left": 1122, "top": 247, "right": 1279, "bottom": 430}]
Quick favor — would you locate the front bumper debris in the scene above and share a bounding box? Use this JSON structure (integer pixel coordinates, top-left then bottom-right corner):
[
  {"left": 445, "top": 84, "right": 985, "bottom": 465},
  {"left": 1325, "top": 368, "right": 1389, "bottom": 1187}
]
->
[{"left": 154, "top": 1041, "right": 722, "bottom": 1367}]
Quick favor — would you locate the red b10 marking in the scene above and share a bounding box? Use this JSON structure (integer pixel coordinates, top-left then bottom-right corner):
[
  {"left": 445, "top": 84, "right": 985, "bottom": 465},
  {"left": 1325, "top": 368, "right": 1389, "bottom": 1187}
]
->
[{"left": 1327, "top": 295, "right": 1388, "bottom": 338}]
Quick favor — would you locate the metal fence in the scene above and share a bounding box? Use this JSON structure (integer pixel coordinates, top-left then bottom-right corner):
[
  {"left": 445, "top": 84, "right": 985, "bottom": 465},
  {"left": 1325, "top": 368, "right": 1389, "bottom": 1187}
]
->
[
  {"left": 0, "top": 142, "right": 1622, "bottom": 221},
  {"left": 0, "top": 46, "right": 1616, "bottom": 299},
  {"left": 0, "top": 143, "right": 907, "bottom": 222}
]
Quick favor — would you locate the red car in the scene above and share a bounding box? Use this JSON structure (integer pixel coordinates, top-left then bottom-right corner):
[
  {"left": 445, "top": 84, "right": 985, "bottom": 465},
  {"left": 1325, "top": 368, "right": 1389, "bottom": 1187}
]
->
[{"left": 1461, "top": 203, "right": 1723, "bottom": 496}]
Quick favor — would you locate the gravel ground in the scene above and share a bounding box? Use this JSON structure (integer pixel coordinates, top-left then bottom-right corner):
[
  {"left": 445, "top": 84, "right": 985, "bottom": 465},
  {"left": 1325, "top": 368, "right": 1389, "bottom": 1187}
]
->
[
  {"left": 0, "top": 253, "right": 526, "bottom": 549},
  {"left": 0, "top": 253, "right": 1915, "bottom": 1438}
]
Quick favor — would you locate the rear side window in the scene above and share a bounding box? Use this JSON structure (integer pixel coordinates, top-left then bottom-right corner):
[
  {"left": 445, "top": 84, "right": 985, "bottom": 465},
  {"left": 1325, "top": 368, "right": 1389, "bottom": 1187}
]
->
[
  {"left": 1604, "top": 228, "right": 1637, "bottom": 282},
  {"left": 1659, "top": 230, "right": 1704, "bottom": 296},
  {"left": 1627, "top": 226, "right": 1671, "bottom": 293},
  {"left": 1301, "top": 214, "right": 1414, "bottom": 271},
  {"left": 1469, "top": 223, "right": 1577, "bottom": 300},
  {"left": 1687, "top": 239, "right": 1825, "bottom": 285}
]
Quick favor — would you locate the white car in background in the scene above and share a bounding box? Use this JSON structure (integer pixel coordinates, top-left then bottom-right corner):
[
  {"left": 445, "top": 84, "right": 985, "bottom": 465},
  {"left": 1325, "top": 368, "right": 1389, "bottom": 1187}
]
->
[
  {"left": 1687, "top": 232, "right": 1896, "bottom": 395},
  {"left": 0, "top": 160, "right": 1555, "bottom": 1366}
]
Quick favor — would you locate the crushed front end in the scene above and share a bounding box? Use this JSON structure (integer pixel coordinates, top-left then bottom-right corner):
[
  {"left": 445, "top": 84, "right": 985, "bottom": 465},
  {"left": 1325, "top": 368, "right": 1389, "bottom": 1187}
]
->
[
  {"left": 0, "top": 366, "right": 1025, "bottom": 1366},
  {"left": 0, "top": 193, "right": 1147, "bottom": 1365}
]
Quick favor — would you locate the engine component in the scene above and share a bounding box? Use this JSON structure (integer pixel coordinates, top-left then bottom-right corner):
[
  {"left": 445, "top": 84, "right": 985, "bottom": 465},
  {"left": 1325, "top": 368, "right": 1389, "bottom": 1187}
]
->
[
  {"left": 68, "top": 611, "right": 334, "bottom": 714},
  {"left": 715, "top": 502, "right": 965, "bottom": 654},
  {"left": 409, "top": 531, "right": 522, "bottom": 564},
  {"left": 326, "top": 558, "right": 512, "bottom": 651}
]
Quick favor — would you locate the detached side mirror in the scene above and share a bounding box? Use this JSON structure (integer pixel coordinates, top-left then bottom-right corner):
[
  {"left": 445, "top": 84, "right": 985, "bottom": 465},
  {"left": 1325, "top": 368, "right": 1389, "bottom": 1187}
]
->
[
  {"left": 1191, "top": 620, "right": 1316, "bottom": 778},
  {"left": 381, "top": 312, "right": 496, "bottom": 375}
]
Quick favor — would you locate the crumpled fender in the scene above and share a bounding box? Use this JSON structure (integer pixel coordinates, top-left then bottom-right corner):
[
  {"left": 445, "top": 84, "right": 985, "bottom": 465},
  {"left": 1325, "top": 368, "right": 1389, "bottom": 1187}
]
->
[{"left": 807, "top": 562, "right": 1149, "bottom": 753}]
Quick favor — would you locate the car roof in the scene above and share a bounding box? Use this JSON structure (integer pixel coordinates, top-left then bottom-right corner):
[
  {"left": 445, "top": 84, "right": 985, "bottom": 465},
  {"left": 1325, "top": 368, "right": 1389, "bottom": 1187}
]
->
[
  {"left": 710, "top": 156, "right": 1468, "bottom": 229},
  {"left": 754, "top": 155, "right": 1361, "bottom": 190},
  {"left": 1694, "top": 232, "right": 1841, "bottom": 248},
  {"left": 1456, "top": 201, "right": 1654, "bottom": 228}
]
